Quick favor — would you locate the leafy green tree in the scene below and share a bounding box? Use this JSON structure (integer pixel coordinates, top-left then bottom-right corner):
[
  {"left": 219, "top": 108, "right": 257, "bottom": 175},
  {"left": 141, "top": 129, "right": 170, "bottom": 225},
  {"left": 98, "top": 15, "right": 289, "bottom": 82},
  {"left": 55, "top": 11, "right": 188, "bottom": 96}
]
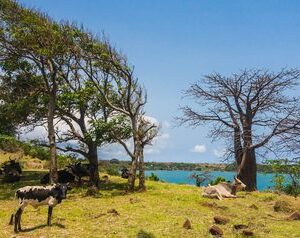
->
[
  {"left": 0, "top": 0, "right": 74, "bottom": 182},
  {"left": 0, "top": 57, "right": 44, "bottom": 136},
  {"left": 71, "top": 32, "right": 159, "bottom": 192}
]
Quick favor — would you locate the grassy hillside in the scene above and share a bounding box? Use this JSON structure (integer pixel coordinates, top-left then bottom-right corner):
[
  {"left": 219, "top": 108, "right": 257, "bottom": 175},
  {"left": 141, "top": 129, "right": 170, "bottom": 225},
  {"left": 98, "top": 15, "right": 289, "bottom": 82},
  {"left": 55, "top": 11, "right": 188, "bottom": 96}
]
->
[{"left": 1, "top": 169, "right": 300, "bottom": 238}]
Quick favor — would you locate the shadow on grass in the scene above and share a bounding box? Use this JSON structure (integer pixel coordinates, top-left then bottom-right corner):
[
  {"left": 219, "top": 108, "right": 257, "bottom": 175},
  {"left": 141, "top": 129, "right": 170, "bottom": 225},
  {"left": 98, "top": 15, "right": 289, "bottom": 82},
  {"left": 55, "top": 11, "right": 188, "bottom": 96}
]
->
[
  {"left": 100, "top": 180, "right": 128, "bottom": 196},
  {"left": 137, "top": 229, "right": 156, "bottom": 238},
  {"left": 0, "top": 171, "right": 134, "bottom": 199},
  {"left": 20, "top": 222, "right": 65, "bottom": 232}
]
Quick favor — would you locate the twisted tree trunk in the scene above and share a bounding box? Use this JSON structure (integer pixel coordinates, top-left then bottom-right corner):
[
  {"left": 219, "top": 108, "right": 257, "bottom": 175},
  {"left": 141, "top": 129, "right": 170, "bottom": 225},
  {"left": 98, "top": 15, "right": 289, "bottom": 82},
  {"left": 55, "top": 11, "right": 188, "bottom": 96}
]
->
[
  {"left": 48, "top": 90, "right": 58, "bottom": 184},
  {"left": 237, "top": 124, "right": 257, "bottom": 191},
  {"left": 87, "top": 142, "right": 100, "bottom": 187},
  {"left": 128, "top": 157, "right": 138, "bottom": 192},
  {"left": 234, "top": 127, "right": 243, "bottom": 167},
  {"left": 138, "top": 149, "right": 146, "bottom": 191},
  {"left": 237, "top": 148, "right": 257, "bottom": 191}
]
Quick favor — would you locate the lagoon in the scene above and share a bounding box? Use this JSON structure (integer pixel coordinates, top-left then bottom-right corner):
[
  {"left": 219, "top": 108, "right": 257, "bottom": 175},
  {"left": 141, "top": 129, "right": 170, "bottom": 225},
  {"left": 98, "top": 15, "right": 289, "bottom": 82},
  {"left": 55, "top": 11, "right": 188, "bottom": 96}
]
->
[{"left": 145, "top": 170, "right": 282, "bottom": 191}]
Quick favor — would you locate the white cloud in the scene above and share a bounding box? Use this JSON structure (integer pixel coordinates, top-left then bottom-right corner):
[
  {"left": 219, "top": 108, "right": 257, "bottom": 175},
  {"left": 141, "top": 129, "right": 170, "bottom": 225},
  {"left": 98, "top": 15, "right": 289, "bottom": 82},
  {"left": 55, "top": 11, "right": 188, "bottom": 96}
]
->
[
  {"left": 191, "top": 144, "right": 207, "bottom": 153},
  {"left": 144, "top": 132, "right": 170, "bottom": 155},
  {"left": 163, "top": 121, "right": 171, "bottom": 129},
  {"left": 213, "top": 148, "right": 227, "bottom": 158}
]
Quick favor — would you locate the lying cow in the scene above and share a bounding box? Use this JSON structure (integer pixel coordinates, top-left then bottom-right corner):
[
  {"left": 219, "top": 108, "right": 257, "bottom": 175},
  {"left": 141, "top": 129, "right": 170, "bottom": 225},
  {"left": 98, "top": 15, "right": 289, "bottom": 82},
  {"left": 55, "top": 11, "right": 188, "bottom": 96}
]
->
[
  {"left": 202, "top": 177, "right": 246, "bottom": 200},
  {"left": 2, "top": 159, "right": 22, "bottom": 183},
  {"left": 40, "top": 169, "right": 75, "bottom": 184},
  {"left": 9, "top": 184, "right": 70, "bottom": 233},
  {"left": 121, "top": 168, "right": 130, "bottom": 179}
]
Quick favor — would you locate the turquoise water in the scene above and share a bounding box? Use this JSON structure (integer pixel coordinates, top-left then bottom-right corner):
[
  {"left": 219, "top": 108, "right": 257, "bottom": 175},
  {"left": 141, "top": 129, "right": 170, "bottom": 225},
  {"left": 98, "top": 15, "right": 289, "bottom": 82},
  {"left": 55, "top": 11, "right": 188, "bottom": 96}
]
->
[{"left": 145, "top": 170, "right": 284, "bottom": 191}]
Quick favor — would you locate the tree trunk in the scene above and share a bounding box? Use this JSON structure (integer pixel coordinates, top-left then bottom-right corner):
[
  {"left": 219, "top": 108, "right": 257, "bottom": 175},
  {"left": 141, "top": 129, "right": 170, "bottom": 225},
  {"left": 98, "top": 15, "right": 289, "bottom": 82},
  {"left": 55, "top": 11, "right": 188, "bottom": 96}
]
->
[
  {"left": 128, "top": 156, "right": 138, "bottom": 192},
  {"left": 237, "top": 148, "right": 257, "bottom": 191},
  {"left": 87, "top": 143, "right": 100, "bottom": 187},
  {"left": 48, "top": 92, "right": 58, "bottom": 184},
  {"left": 138, "top": 148, "right": 146, "bottom": 191},
  {"left": 234, "top": 128, "right": 243, "bottom": 167}
]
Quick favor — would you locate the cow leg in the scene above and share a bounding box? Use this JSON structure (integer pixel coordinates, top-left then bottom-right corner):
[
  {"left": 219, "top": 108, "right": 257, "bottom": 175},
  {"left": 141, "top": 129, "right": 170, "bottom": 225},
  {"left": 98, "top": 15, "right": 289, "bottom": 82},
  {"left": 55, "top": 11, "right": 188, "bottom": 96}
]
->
[
  {"left": 216, "top": 192, "right": 223, "bottom": 200},
  {"left": 17, "top": 209, "right": 23, "bottom": 231},
  {"left": 14, "top": 208, "right": 22, "bottom": 233},
  {"left": 47, "top": 206, "right": 53, "bottom": 226}
]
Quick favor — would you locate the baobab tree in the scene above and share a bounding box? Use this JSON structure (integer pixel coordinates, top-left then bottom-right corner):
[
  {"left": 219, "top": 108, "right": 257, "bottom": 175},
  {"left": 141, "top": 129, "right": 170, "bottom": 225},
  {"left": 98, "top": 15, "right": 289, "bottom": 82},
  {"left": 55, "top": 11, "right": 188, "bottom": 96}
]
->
[{"left": 178, "top": 69, "right": 300, "bottom": 191}]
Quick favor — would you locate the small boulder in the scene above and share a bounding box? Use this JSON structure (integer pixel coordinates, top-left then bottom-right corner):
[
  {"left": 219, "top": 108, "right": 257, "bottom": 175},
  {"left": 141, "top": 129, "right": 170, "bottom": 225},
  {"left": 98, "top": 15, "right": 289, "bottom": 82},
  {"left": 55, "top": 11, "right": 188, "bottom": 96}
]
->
[
  {"left": 86, "top": 186, "right": 99, "bottom": 196},
  {"left": 213, "top": 216, "right": 230, "bottom": 225},
  {"left": 129, "top": 197, "right": 140, "bottom": 204},
  {"left": 234, "top": 224, "right": 248, "bottom": 230},
  {"left": 209, "top": 225, "right": 223, "bottom": 236},
  {"left": 107, "top": 209, "right": 120, "bottom": 216},
  {"left": 242, "top": 230, "right": 254, "bottom": 236},
  {"left": 183, "top": 218, "right": 192, "bottom": 229},
  {"left": 287, "top": 211, "right": 300, "bottom": 220},
  {"left": 273, "top": 200, "right": 293, "bottom": 213},
  {"left": 249, "top": 204, "right": 258, "bottom": 210}
]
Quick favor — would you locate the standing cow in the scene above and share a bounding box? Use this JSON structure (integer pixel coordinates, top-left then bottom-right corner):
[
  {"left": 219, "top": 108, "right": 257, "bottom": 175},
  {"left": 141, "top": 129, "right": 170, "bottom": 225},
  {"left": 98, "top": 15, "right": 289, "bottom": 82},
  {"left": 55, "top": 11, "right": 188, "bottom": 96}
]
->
[{"left": 9, "top": 183, "right": 71, "bottom": 233}]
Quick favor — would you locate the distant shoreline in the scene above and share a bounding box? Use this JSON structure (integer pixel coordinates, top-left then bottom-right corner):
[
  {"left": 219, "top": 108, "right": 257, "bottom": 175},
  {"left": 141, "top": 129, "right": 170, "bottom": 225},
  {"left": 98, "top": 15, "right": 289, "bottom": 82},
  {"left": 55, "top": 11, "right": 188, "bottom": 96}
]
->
[{"left": 99, "top": 159, "right": 274, "bottom": 173}]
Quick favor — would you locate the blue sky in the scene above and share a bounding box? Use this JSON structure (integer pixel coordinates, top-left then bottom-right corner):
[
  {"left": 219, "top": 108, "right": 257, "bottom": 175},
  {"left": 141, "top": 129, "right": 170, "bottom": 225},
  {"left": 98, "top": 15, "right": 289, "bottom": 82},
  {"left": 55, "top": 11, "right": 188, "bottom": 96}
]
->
[{"left": 19, "top": 0, "right": 300, "bottom": 163}]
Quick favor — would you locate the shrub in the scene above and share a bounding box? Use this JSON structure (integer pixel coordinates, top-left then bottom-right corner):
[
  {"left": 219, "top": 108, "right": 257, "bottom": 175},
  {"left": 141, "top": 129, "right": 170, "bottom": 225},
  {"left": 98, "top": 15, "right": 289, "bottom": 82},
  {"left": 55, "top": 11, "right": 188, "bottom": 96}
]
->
[
  {"left": 272, "top": 174, "right": 285, "bottom": 191},
  {"left": 267, "top": 159, "right": 300, "bottom": 197},
  {"left": 106, "top": 166, "right": 120, "bottom": 176},
  {"left": 57, "top": 154, "right": 77, "bottom": 169},
  {"left": 210, "top": 176, "right": 226, "bottom": 185},
  {"left": 0, "top": 134, "right": 20, "bottom": 152},
  {"left": 147, "top": 173, "right": 160, "bottom": 181},
  {"left": 21, "top": 142, "right": 50, "bottom": 161}
]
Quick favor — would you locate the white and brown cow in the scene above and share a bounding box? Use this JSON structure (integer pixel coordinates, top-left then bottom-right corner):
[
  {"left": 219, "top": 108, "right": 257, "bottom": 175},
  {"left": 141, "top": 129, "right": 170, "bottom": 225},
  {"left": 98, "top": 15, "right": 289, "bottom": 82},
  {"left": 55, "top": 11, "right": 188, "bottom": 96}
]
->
[
  {"left": 9, "top": 184, "right": 70, "bottom": 233},
  {"left": 202, "top": 177, "right": 246, "bottom": 200}
]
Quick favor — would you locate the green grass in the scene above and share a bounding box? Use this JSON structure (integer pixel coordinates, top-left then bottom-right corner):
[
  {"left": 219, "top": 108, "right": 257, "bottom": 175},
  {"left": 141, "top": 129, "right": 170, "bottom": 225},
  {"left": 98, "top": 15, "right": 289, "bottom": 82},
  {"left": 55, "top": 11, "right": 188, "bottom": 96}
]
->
[{"left": 1, "top": 171, "right": 300, "bottom": 237}]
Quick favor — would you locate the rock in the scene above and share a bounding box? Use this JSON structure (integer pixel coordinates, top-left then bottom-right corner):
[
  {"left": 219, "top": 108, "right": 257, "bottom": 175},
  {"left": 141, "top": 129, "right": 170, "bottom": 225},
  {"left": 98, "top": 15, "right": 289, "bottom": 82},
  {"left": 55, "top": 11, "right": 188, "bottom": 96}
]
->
[
  {"left": 92, "top": 213, "right": 106, "bottom": 219},
  {"left": 101, "top": 175, "right": 110, "bottom": 183},
  {"left": 249, "top": 204, "right": 258, "bottom": 210},
  {"left": 273, "top": 200, "right": 293, "bottom": 213},
  {"left": 183, "top": 218, "right": 192, "bottom": 229},
  {"left": 287, "top": 211, "right": 300, "bottom": 220},
  {"left": 242, "top": 230, "right": 254, "bottom": 236},
  {"left": 107, "top": 209, "right": 120, "bottom": 216},
  {"left": 234, "top": 224, "right": 248, "bottom": 230},
  {"left": 209, "top": 225, "right": 223, "bottom": 236},
  {"left": 213, "top": 216, "right": 230, "bottom": 225},
  {"left": 129, "top": 197, "right": 140, "bottom": 204},
  {"left": 86, "top": 186, "right": 99, "bottom": 196}
]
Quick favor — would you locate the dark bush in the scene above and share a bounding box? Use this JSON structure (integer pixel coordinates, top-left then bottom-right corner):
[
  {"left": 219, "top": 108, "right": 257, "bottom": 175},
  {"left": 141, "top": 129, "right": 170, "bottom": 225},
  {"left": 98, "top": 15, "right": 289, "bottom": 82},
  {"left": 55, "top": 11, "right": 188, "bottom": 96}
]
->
[{"left": 147, "top": 173, "right": 160, "bottom": 181}]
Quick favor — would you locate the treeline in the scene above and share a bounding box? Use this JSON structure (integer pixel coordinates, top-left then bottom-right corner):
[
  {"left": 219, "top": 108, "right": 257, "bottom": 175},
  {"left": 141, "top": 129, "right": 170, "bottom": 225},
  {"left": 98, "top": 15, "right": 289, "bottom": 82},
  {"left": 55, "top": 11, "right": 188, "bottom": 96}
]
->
[
  {"left": 100, "top": 159, "right": 279, "bottom": 173},
  {"left": 0, "top": 0, "right": 158, "bottom": 191}
]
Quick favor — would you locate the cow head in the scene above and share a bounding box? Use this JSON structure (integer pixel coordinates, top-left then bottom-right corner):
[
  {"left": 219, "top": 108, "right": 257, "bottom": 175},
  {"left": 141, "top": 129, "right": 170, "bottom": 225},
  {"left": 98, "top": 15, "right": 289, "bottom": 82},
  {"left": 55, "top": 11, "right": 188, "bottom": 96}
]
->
[
  {"left": 233, "top": 176, "right": 246, "bottom": 191},
  {"left": 52, "top": 183, "right": 71, "bottom": 202}
]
